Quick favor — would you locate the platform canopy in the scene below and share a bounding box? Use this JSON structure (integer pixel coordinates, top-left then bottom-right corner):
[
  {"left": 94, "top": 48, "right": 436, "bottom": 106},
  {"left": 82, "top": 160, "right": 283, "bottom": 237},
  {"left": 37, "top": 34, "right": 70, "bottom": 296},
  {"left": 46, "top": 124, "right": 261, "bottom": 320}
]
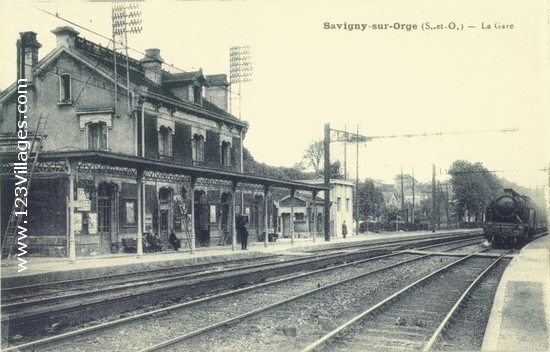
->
[{"left": 1, "top": 150, "right": 330, "bottom": 193}]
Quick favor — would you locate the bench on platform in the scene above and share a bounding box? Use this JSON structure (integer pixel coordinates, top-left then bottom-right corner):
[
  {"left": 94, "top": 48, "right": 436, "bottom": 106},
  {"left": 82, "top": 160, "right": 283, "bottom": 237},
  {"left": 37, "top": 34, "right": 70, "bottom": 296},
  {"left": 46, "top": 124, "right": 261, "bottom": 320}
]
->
[{"left": 122, "top": 238, "right": 137, "bottom": 253}]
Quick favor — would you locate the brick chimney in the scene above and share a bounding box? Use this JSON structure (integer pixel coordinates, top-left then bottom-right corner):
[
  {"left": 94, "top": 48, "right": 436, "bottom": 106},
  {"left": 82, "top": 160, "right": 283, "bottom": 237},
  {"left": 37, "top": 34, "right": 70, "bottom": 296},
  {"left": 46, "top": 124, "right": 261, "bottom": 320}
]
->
[
  {"left": 141, "top": 48, "right": 163, "bottom": 85},
  {"left": 51, "top": 26, "right": 80, "bottom": 48},
  {"left": 205, "top": 74, "right": 229, "bottom": 112},
  {"left": 17, "top": 32, "right": 41, "bottom": 83}
]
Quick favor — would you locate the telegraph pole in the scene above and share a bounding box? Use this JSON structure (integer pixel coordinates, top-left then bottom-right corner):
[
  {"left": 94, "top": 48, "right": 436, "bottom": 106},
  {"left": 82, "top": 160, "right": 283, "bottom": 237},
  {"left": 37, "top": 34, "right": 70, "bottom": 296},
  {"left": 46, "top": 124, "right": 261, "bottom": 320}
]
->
[
  {"left": 400, "top": 164, "right": 405, "bottom": 214},
  {"left": 229, "top": 45, "right": 252, "bottom": 120},
  {"left": 229, "top": 45, "right": 252, "bottom": 213},
  {"left": 431, "top": 164, "right": 436, "bottom": 232},
  {"left": 412, "top": 166, "right": 415, "bottom": 223},
  {"left": 343, "top": 125, "right": 347, "bottom": 178},
  {"left": 324, "top": 123, "right": 331, "bottom": 241},
  {"left": 112, "top": 3, "right": 142, "bottom": 112},
  {"left": 355, "top": 124, "right": 359, "bottom": 236},
  {"left": 445, "top": 182, "right": 450, "bottom": 228}
]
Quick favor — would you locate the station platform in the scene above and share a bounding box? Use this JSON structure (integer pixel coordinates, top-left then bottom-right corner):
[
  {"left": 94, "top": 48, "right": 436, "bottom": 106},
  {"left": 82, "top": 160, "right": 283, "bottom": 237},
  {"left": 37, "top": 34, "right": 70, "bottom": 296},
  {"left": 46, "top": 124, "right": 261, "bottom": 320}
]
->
[{"left": 482, "top": 235, "right": 550, "bottom": 351}]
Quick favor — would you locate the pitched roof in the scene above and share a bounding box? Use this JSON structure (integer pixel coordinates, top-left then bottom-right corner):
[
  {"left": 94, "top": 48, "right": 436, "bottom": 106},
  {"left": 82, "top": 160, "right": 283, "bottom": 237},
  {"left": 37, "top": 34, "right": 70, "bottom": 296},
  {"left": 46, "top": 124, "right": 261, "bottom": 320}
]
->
[
  {"left": 162, "top": 69, "right": 206, "bottom": 85},
  {"left": 1, "top": 28, "right": 245, "bottom": 128}
]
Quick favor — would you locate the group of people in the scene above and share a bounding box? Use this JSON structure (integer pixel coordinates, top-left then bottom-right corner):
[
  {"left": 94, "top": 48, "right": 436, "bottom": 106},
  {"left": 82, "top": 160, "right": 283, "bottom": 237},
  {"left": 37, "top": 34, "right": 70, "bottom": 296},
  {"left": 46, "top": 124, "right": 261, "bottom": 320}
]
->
[
  {"left": 142, "top": 229, "right": 163, "bottom": 252},
  {"left": 143, "top": 228, "right": 182, "bottom": 252},
  {"left": 142, "top": 219, "right": 345, "bottom": 253}
]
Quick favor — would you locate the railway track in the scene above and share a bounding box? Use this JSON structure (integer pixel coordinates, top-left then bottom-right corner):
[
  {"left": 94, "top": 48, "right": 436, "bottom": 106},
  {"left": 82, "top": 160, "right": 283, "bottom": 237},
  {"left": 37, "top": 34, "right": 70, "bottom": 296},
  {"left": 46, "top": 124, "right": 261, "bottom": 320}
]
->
[
  {"left": 2, "top": 233, "right": 481, "bottom": 317},
  {"left": 3, "top": 234, "right": 493, "bottom": 352},
  {"left": 1, "top": 254, "right": 283, "bottom": 305},
  {"left": 2, "top": 248, "right": 388, "bottom": 340},
  {"left": 303, "top": 253, "right": 510, "bottom": 351},
  {"left": 140, "top": 250, "right": 506, "bottom": 352},
  {"left": 1, "top": 231, "right": 481, "bottom": 305}
]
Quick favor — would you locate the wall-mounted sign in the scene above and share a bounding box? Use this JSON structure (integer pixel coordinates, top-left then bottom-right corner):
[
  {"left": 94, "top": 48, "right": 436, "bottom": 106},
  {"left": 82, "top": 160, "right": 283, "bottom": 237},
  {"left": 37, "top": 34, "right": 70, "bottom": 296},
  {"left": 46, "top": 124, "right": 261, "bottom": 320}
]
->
[
  {"left": 79, "top": 200, "right": 91, "bottom": 211},
  {"left": 73, "top": 212, "right": 82, "bottom": 233},
  {"left": 88, "top": 213, "right": 97, "bottom": 234},
  {"left": 76, "top": 188, "right": 91, "bottom": 211}
]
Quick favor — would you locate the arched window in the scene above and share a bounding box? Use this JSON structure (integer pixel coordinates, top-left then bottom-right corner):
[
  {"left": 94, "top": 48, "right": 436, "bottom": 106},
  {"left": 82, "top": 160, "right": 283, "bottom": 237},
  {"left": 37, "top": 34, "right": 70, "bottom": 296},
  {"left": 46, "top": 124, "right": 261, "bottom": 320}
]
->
[
  {"left": 158, "top": 126, "right": 172, "bottom": 157},
  {"left": 192, "top": 134, "right": 205, "bottom": 165},
  {"left": 221, "top": 141, "right": 231, "bottom": 167},
  {"left": 87, "top": 122, "right": 107, "bottom": 150},
  {"left": 159, "top": 187, "right": 173, "bottom": 204}
]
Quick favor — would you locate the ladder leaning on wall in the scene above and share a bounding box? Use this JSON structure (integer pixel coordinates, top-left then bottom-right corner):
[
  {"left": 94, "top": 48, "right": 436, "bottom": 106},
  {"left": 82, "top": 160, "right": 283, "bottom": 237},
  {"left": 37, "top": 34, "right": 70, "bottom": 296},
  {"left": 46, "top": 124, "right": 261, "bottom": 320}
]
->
[
  {"left": 2, "top": 114, "right": 48, "bottom": 259},
  {"left": 175, "top": 197, "right": 192, "bottom": 251}
]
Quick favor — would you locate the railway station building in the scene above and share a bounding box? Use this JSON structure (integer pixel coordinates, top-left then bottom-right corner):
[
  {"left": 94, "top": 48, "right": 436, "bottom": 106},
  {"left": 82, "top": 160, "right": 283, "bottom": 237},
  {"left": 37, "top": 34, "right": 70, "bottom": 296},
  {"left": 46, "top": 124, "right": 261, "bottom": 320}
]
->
[{"left": 0, "top": 27, "right": 327, "bottom": 258}]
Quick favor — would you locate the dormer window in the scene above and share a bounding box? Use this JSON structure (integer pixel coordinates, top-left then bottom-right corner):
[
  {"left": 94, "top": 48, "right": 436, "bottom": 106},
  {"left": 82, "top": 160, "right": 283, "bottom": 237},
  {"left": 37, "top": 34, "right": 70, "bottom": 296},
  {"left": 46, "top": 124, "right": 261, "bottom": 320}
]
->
[
  {"left": 59, "top": 73, "right": 72, "bottom": 103},
  {"left": 193, "top": 86, "right": 202, "bottom": 104}
]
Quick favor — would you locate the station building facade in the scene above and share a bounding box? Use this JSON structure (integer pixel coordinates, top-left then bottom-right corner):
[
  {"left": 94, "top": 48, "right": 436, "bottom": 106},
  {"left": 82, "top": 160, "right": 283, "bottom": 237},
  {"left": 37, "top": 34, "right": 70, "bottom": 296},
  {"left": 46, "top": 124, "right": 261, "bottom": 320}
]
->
[{"left": 0, "top": 27, "right": 325, "bottom": 258}]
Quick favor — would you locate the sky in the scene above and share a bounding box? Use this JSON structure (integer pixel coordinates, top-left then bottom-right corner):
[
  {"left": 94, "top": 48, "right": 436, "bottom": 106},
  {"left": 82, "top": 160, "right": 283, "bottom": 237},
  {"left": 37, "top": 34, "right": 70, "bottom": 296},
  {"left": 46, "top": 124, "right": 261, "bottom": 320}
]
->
[{"left": 0, "top": 0, "right": 548, "bottom": 191}]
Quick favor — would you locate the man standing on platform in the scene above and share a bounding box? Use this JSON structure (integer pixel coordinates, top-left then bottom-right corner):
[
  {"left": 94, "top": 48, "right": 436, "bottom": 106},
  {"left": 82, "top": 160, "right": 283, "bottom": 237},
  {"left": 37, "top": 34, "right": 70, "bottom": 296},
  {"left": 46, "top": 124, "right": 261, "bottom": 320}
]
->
[
  {"left": 342, "top": 221, "right": 348, "bottom": 239},
  {"left": 239, "top": 218, "right": 249, "bottom": 250}
]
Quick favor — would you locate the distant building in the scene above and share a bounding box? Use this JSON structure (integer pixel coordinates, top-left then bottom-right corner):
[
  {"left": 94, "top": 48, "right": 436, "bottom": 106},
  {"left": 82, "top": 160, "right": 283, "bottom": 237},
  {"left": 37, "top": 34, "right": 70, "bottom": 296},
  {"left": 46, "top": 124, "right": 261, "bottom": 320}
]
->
[
  {"left": 294, "top": 178, "right": 355, "bottom": 237},
  {"left": 276, "top": 193, "right": 323, "bottom": 239}
]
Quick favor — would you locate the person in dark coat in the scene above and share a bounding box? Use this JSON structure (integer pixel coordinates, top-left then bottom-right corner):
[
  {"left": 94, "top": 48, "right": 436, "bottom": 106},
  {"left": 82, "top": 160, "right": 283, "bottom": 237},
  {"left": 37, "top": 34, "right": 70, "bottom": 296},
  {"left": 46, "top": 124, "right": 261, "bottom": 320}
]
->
[
  {"left": 342, "top": 221, "right": 348, "bottom": 238},
  {"left": 144, "top": 228, "right": 154, "bottom": 252},
  {"left": 146, "top": 230, "right": 159, "bottom": 252},
  {"left": 154, "top": 232, "right": 163, "bottom": 252},
  {"left": 169, "top": 229, "right": 181, "bottom": 251},
  {"left": 240, "top": 221, "right": 249, "bottom": 250}
]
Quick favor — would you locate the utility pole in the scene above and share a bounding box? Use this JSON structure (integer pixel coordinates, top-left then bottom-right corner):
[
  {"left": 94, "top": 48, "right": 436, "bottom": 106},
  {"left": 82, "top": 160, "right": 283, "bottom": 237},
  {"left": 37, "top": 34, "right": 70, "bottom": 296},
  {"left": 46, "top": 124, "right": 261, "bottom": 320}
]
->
[
  {"left": 112, "top": 3, "right": 142, "bottom": 112},
  {"left": 229, "top": 45, "right": 252, "bottom": 120},
  {"left": 431, "top": 164, "right": 436, "bottom": 232},
  {"left": 355, "top": 124, "right": 360, "bottom": 236},
  {"left": 445, "top": 182, "right": 450, "bottom": 228},
  {"left": 343, "top": 125, "right": 347, "bottom": 179},
  {"left": 324, "top": 124, "right": 369, "bottom": 240},
  {"left": 229, "top": 45, "right": 252, "bottom": 213},
  {"left": 324, "top": 123, "right": 331, "bottom": 241},
  {"left": 401, "top": 164, "right": 409, "bottom": 216},
  {"left": 412, "top": 166, "right": 415, "bottom": 223}
]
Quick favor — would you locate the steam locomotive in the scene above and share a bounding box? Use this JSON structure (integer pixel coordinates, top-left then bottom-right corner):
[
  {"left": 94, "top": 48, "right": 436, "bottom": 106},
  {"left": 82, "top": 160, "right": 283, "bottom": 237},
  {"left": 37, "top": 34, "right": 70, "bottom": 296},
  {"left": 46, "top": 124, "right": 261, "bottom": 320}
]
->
[{"left": 483, "top": 188, "right": 539, "bottom": 245}]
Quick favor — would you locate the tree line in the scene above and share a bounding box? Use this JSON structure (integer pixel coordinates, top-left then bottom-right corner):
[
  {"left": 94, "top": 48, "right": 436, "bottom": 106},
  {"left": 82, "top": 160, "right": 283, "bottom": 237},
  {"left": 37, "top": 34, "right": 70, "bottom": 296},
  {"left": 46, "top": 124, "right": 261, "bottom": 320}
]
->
[{"left": 243, "top": 141, "right": 545, "bottom": 228}]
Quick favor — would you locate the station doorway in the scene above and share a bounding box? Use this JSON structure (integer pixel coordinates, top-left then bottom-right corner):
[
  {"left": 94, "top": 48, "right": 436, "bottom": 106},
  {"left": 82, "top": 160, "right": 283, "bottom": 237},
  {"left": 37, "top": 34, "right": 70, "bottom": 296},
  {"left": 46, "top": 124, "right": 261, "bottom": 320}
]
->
[{"left": 97, "top": 182, "right": 117, "bottom": 254}]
